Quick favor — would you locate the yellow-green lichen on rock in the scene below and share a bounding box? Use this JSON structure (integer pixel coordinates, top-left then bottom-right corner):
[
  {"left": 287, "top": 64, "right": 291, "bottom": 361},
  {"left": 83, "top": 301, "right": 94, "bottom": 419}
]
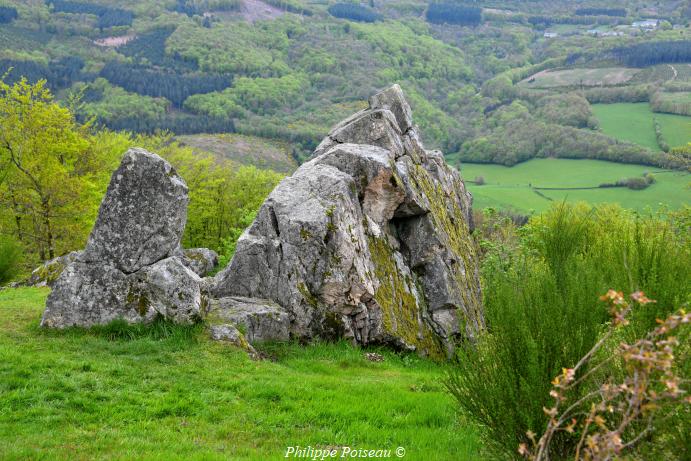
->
[{"left": 367, "top": 234, "right": 445, "bottom": 359}]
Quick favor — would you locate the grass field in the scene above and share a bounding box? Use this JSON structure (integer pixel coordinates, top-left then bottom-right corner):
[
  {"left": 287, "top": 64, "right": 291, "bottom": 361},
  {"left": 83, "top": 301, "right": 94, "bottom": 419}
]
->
[
  {"left": 592, "top": 102, "right": 691, "bottom": 150},
  {"left": 0, "top": 288, "right": 481, "bottom": 461},
  {"left": 656, "top": 111, "right": 691, "bottom": 148},
  {"left": 461, "top": 158, "right": 690, "bottom": 213},
  {"left": 519, "top": 67, "right": 638, "bottom": 89}
]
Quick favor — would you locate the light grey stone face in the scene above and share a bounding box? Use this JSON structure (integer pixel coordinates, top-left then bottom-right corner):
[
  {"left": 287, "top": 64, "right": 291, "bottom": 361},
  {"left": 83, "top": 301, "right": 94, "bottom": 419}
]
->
[
  {"left": 40, "top": 261, "right": 156, "bottom": 328},
  {"left": 181, "top": 248, "right": 219, "bottom": 276},
  {"left": 368, "top": 83, "right": 414, "bottom": 133},
  {"left": 81, "top": 148, "right": 189, "bottom": 274},
  {"left": 131, "top": 256, "right": 205, "bottom": 324},
  {"left": 41, "top": 149, "right": 203, "bottom": 329},
  {"left": 206, "top": 297, "right": 290, "bottom": 343},
  {"left": 211, "top": 84, "right": 483, "bottom": 357}
]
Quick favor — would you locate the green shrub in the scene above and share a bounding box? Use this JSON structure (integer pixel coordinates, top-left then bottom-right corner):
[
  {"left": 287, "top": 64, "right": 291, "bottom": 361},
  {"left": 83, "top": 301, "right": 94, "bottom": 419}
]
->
[
  {"left": 446, "top": 203, "right": 691, "bottom": 458},
  {"left": 0, "top": 235, "right": 22, "bottom": 284},
  {"left": 627, "top": 176, "right": 649, "bottom": 189}
]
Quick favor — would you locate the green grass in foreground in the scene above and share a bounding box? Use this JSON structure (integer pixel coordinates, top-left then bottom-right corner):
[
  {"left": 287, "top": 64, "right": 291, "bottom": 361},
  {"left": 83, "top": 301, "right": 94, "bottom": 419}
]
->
[
  {"left": 461, "top": 158, "right": 691, "bottom": 213},
  {"left": 0, "top": 288, "right": 481, "bottom": 461},
  {"left": 592, "top": 102, "right": 690, "bottom": 150}
]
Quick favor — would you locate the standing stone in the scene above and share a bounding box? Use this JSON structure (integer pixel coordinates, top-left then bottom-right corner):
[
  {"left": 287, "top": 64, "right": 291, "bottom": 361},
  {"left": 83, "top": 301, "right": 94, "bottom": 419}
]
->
[
  {"left": 41, "top": 148, "right": 204, "bottom": 329},
  {"left": 81, "top": 148, "right": 188, "bottom": 274}
]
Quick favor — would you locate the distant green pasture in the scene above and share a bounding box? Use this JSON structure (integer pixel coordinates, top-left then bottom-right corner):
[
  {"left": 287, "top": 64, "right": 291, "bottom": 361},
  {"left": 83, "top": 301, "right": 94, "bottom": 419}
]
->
[
  {"left": 592, "top": 102, "right": 690, "bottom": 150},
  {"left": 460, "top": 158, "right": 690, "bottom": 213}
]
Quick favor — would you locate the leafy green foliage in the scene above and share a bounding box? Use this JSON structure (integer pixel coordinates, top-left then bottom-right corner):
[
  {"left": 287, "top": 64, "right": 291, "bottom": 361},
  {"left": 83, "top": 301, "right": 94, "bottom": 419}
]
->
[
  {"left": 574, "top": 7, "right": 626, "bottom": 16},
  {"left": 74, "top": 78, "right": 169, "bottom": 127},
  {"left": 99, "top": 61, "right": 232, "bottom": 107},
  {"left": 535, "top": 93, "right": 596, "bottom": 128},
  {"left": 185, "top": 74, "right": 308, "bottom": 117},
  {"left": 612, "top": 41, "right": 691, "bottom": 67},
  {"left": 0, "top": 234, "right": 22, "bottom": 284},
  {"left": 0, "top": 78, "right": 93, "bottom": 262},
  {"left": 651, "top": 90, "right": 691, "bottom": 117},
  {"left": 447, "top": 203, "right": 691, "bottom": 458},
  {"left": 49, "top": 0, "right": 134, "bottom": 30},
  {"left": 0, "top": 80, "right": 279, "bottom": 270},
  {"left": 167, "top": 20, "right": 293, "bottom": 75}
]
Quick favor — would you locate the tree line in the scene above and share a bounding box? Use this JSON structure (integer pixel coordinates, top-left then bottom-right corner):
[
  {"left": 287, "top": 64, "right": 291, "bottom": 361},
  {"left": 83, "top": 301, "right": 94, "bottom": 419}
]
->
[
  {"left": 49, "top": 0, "right": 133, "bottom": 30},
  {"left": 100, "top": 61, "right": 232, "bottom": 108},
  {"left": 328, "top": 3, "right": 382, "bottom": 23},
  {"left": 528, "top": 15, "right": 619, "bottom": 26},
  {"left": 611, "top": 40, "right": 691, "bottom": 67},
  {"left": 0, "top": 57, "right": 85, "bottom": 90},
  {"left": 171, "top": 0, "right": 241, "bottom": 17},
  {"left": 0, "top": 6, "right": 17, "bottom": 23},
  {"left": 80, "top": 111, "right": 236, "bottom": 136},
  {"left": 426, "top": 3, "right": 482, "bottom": 26},
  {"left": 574, "top": 8, "right": 626, "bottom": 17},
  {"left": 119, "top": 28, "right": 199, "bottom": 72}
]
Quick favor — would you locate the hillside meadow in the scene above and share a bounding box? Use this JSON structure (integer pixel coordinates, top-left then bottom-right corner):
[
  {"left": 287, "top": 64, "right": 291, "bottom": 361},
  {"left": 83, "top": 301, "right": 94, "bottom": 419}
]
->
[
  {"left": 461, "top": 158, "right": 690, "bottom": 213},
  {"left": 0, "top": 288, "right": 481, "bottom": 461},
  {"left": 592, "top": 102, "right": 690, "bottom": 150}
]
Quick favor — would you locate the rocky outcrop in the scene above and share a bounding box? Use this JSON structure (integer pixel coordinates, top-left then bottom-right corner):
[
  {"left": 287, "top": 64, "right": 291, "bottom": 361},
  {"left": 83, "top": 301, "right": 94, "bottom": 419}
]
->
[
  {"left": 39, "top": 85, "right": 482, "bottom": 358},
  {"left": 41, "top": 148, "right": 206, "bottom": 329},
  {"left": 212, "top": 84, "right": 482, "bottom": 357}
]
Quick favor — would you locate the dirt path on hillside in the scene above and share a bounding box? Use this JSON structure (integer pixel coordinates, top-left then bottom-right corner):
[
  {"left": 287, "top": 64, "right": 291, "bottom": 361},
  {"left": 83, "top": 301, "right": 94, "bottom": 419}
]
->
[
  {"left": 94, "top": 35, "right": 135, "bottom": 47},
  {"left": 668, "top": 64, "right": 678, "bottom": 81}
]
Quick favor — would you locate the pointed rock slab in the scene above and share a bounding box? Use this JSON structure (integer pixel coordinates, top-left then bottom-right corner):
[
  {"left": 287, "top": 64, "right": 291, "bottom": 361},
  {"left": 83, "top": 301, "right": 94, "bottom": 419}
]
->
[
  {"left": 211, "top": 84, "right": 483, "bottom": 358},
  {"left": 368, "top": 84, "right": 413, "bottom": 133},
  {"left": 81, "top": 148, "right": 189, "bottom": 274},
  {"left": 41, "top": 148, "right": 204, "bottom": 329}
]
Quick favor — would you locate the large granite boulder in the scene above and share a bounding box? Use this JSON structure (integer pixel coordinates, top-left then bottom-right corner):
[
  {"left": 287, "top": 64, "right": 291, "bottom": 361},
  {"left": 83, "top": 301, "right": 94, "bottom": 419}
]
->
[
  {"left": 212, "top": 84, "right": 483, "bottom": 357},
  {"left": 41, "top": 148, "right": 205, "bottom": 329}
]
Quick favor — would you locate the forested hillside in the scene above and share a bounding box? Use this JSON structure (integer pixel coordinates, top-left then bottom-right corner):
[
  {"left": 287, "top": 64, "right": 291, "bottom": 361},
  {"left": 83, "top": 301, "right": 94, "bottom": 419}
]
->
[
  {"left": 0, "top": 0, "right": 688, "bottom": 163},
  {"left": 0, "top": 0, "right": 690, "bottom": 272}
]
